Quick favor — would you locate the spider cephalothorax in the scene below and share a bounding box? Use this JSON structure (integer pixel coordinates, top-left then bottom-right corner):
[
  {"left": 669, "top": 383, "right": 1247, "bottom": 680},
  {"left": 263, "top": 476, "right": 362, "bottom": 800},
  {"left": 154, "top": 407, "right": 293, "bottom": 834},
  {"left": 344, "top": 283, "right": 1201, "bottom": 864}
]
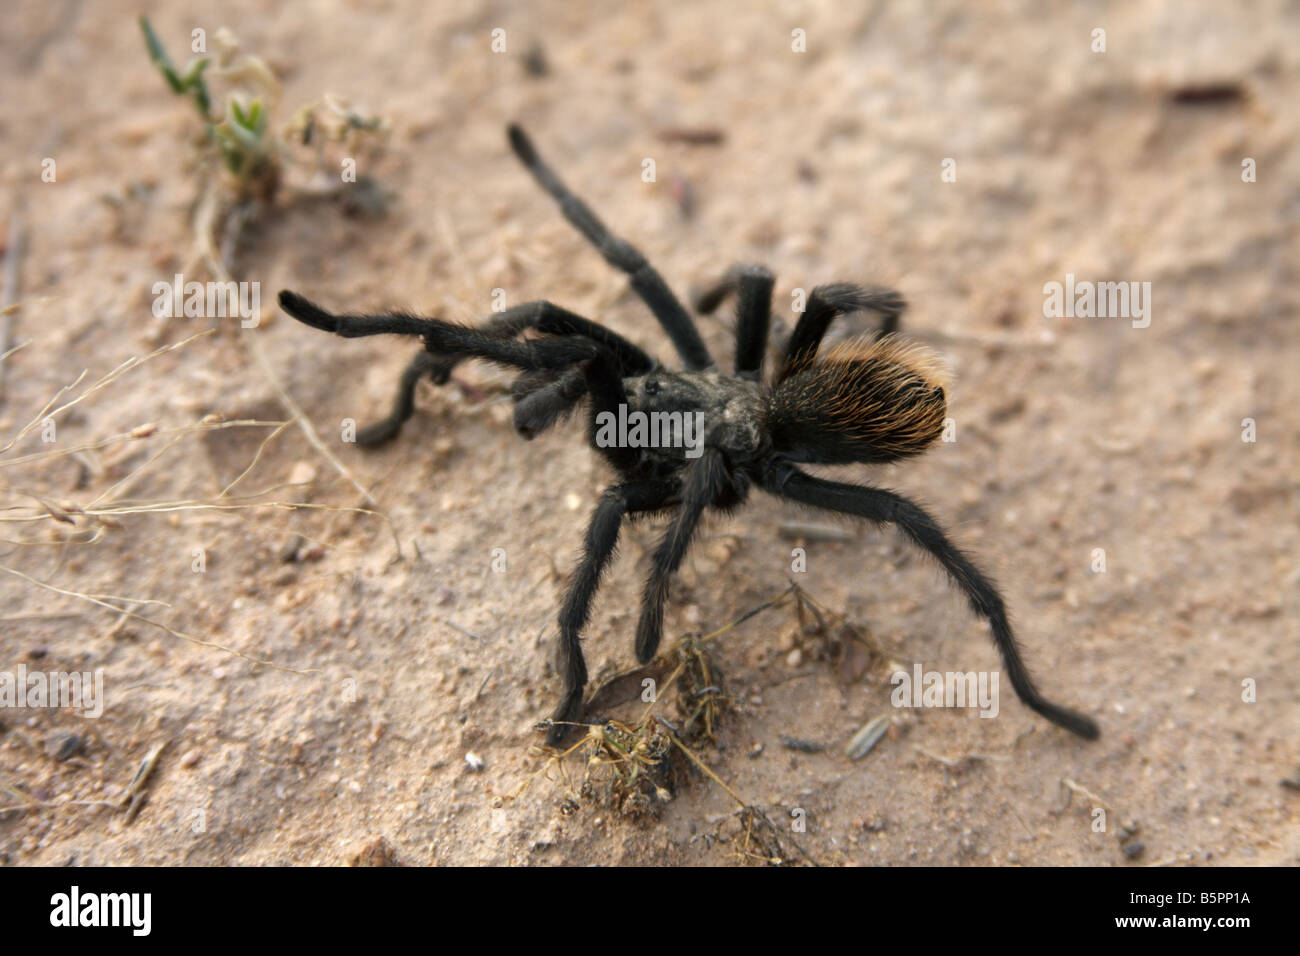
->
[{"left": 279, "top": 124, "right": 1100, "bottom": 746}]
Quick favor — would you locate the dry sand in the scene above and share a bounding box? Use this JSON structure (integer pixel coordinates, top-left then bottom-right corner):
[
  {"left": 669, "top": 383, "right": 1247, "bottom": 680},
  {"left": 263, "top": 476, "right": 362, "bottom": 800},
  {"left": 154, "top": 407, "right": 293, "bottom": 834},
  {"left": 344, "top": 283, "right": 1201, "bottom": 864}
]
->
[{"left": 0, "top": 1, "right": 1296, "bottom": 865}]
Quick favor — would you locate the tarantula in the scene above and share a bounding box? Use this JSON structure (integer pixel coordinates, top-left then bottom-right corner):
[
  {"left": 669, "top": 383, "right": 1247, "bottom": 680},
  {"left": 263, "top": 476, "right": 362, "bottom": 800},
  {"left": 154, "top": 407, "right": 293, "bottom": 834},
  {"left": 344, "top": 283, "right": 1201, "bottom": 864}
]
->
[{"left": 278, "top": 124, "right": 1100, "bottom": 746}]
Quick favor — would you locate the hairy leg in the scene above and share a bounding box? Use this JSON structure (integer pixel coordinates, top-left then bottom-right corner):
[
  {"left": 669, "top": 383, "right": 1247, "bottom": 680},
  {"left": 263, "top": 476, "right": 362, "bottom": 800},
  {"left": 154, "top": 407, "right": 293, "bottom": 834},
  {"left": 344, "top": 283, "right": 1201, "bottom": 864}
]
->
[
  {"left": 355, "top": 351, "right": 445, "bottom": 446},
  {"left": 634, "top": 448, "right": 733, "bottom": 663},
  {"left": 732, "top": 266, "right": 775, "bottom": 379},
  {"left": 507, "top": 125, "right": 714, "bottom": 371},
  {"left": 550, "top": 480, "right": 677, "bottom": 746},
  {"left": 281, "top": 291, "right": 657, "bottom": 443},
  {"left": 511, "top": 367, "right": 588, "bottom": 439},
  {"left": 761, "top": 461, "right": 1099, "bottom": 740},
  {"left": 779, "top": 283, "right": 907, "bottom": 381}
]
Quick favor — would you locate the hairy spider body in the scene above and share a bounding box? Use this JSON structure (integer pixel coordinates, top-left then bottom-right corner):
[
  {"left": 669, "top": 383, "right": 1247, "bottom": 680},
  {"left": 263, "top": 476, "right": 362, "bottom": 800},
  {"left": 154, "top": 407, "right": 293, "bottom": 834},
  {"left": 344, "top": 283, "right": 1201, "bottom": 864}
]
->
[{"left": 279, "top": 124, "right": 1100, "bottom": 746}]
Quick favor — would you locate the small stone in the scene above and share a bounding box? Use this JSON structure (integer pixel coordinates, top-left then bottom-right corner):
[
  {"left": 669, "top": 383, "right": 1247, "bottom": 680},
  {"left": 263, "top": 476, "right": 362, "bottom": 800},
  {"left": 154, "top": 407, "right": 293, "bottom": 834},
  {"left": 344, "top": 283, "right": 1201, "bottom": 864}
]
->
[
  {"left": 179, "top": 748, "right": 202, "bottom": 769},
  {"left": 1117, "top": 819, "right": 1142, "bottom": 840},
  {"left": 44, "top": 733, "right": 84, "bottom": 762},
  {"left": 288, "top": 461, "right": 317, "bottom": 486},
  {"left": 465, "top": 751, "right": 485, "bottom": 771},
  {"left": 280, "top": 535, "right": 304, "bottom": 562}
]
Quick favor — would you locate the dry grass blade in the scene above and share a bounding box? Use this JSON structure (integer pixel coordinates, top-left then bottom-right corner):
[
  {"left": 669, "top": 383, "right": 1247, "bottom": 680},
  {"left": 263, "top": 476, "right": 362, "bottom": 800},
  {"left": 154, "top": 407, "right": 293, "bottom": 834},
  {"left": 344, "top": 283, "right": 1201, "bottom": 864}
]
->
[
  {"left": 0, "top": 565, "right": 314, "bottom": 675},
  {"left": 0, "top": 331, "right": 213, "bottom": 454}
]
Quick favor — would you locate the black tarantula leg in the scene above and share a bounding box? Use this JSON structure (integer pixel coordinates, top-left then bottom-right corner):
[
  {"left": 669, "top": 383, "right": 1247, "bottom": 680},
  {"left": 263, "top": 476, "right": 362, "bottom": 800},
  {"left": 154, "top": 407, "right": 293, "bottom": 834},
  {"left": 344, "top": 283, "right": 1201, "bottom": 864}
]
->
[
  {"left": 510, "top": 367, "right": 588, "bottom": 440},
  {"left": 692, "top": 265, "right": 745, "bottom": 316},
  {"left": 581, "top": 350, "right": 641, "bottom": 472},
  {"left": 280, "top": 291, "right": 657, "bottom": 442},
  {"left": 279, "top": 290, "right": 614, "bottom": 373},
  {"left": 778, "top": 283, "right": 909, "bottom": 382},
  {"left": 634, "top": 448, "right": 732, "bottom": 663},
  {"left": 761, "top": 463, "right": 1100, "bottom": 740},
  {"left": 549, "top": 480, "right": 678, "bottom": 746},
  {"left": 695, "top": 264, "right": 776, "bottom": 379},
  {"left": 732, "top": 265, "right": 775, "bottom": 380},
  {"left": 506, "top": 124, "right": 715, "bottom": 371},
  {"left": 486, "top": 301, "right": 657, "bottom": 372},
  {"left": 355, "top": 351, "right": 443, "bottom": 446}
]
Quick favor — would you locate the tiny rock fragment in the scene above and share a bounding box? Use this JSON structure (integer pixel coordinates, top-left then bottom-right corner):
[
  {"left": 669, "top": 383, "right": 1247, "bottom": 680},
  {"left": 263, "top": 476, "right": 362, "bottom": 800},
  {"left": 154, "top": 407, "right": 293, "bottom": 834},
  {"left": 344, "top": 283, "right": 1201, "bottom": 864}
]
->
[
  {"left": 179, "top": 748, "right": 202, "bottom": 769},
  {"left": 288, "top": 461, "right": 317, "bottom": 486},
  {"left": 779, "top": 735, "right": 824, "bottom": 754},
  {"left": 522, "top": 40, "right": 548, "bottom": 78},
  {"left": 657, "top": 126, "right": 726, "bottom": 146},
  {"left": 280, "top": 534, "right": 305, "bottom": 562},
  {"left": 1117, "top": 819, "right": 1142, "bottom": 841},
  {"left": 1166, "top": 81, "right": 1245, "bottom": 105},
  {"left": 846, "top": 713, "right": 891, "bottom": 760},
  {"left": 777, "top": 627, "right": 798, "bottom": 652},
  {"left": 45, "top": 732, "right": 84, "bottom": 762},
  {"left": 465, "top": 751, "right": 485, "bottom": 772}
]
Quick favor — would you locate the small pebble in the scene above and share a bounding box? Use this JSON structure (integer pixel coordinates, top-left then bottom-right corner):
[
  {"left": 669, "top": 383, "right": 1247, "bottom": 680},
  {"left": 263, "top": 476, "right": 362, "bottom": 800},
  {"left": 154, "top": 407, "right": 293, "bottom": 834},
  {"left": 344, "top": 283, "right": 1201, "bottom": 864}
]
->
[
  {"left": 846, "top": 714, "right": 891, "bottom": 760},
  {"left": 44, "top": 733, "right": 84, "bottom": 762},
  {"left": 779, "top": 735, "right": 823, "bottom": 754},
  {"left": 288, "top": 461, "right": 317, "bottom": 486}
]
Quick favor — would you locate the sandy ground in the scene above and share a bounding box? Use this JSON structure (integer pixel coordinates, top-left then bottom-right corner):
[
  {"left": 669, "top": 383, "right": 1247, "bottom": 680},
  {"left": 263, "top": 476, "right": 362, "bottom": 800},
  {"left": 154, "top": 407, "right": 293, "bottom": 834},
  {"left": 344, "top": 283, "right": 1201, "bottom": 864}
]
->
[{"left": 1, "top": 1, "right": 1297, "bottom": 866}]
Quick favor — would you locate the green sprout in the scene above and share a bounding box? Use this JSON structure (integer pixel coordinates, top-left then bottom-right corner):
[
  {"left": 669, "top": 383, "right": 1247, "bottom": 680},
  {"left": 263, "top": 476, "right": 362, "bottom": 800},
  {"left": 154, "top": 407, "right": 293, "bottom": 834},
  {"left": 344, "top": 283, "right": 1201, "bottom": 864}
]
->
[
  {"left": 139, "top": 15, "right": 276, "bottom": 188},
  {"left": 137, "top": 15, "right": 389, "bottom": 278},
  {"left": 138, "top": 15, "right": 213, "bottom": 123}
]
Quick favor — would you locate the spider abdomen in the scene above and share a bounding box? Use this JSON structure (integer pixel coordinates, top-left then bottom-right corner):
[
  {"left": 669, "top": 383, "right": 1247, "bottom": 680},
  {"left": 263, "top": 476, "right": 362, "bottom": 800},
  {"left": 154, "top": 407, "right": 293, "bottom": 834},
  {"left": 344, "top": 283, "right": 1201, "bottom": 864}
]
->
[{"left": 765, "top": 338, "right": 949, "bottom": 464}]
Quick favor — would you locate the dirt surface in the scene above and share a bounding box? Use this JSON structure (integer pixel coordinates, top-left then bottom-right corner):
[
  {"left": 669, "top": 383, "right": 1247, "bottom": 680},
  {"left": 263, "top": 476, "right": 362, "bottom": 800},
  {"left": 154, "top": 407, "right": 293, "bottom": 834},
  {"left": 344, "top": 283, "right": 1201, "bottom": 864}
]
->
[{"left": 1, "top": 1, "right": 1297, "bottom": 866}]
